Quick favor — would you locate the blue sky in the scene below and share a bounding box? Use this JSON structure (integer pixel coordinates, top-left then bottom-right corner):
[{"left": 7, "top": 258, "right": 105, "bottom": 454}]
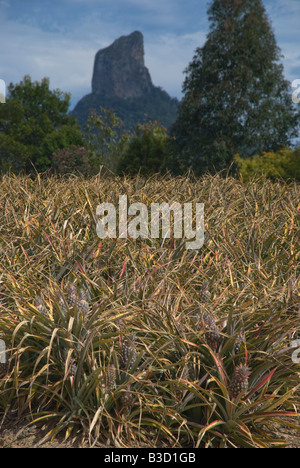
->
[{"left": 1, "top": 0, "right": 300, "bottom": 110}]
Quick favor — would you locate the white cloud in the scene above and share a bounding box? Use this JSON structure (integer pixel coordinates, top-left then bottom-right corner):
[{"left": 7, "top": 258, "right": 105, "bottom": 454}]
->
[
  {"left": 264, "top": 0, "right": 300, "bottom": 83},
  {"left": 0, "top": 20, "right": 93, "bottom": 97},
  {"left": 0, "top": 13, "right": 126, "bottom": 107},
  {"left": 145, "top": 31, "right": 207, "bottom": 98}
]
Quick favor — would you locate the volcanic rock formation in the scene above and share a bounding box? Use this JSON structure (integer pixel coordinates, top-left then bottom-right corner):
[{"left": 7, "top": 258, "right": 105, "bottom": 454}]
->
[
  {"left": 71, "top": 31, "right": 178, "bottom": 130},
  {"left": 91, "top": 31, "right": 153, "bottom": 99}
]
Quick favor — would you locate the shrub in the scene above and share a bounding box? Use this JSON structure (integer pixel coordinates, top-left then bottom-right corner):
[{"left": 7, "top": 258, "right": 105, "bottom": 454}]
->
[
  {"left": 52, "top": 145, "right": 95, "bottom": 176},
  {"left": 234, "top": 147, "right": 300, "bottom": 181}
]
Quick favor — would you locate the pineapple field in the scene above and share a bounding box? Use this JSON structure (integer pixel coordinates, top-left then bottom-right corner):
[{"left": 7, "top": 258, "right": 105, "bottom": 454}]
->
[{"left": 0, "top": 170, "right": 299, "bottom": 448}]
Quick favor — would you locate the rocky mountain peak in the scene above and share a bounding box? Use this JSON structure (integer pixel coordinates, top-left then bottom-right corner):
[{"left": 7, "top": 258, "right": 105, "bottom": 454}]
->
[
  {"left": 91, "top": 31, "right": 153, "bottom": 99},
  {"left": 71, "top": 31, "right": 179, "bottom": 131}
]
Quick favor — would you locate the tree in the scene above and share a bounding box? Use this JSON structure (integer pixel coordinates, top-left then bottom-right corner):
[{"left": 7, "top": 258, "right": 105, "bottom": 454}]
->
[
  {"left": 171, "top": 0, "right": 299, "bottom": 175},
  {"left": 0, "top": 75, "right": 84, "bottom": 172},
  {"left": 117, "top": 121, "right": 169, "bottom": 176},
  {"left": 85, "top": 107, "right": 130, "bottom": 172}
]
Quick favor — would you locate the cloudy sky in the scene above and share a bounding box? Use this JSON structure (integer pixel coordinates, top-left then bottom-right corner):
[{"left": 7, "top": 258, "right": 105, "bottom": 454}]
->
[{"left": 1, "top": 0, "right": 300, "bottom": 110}]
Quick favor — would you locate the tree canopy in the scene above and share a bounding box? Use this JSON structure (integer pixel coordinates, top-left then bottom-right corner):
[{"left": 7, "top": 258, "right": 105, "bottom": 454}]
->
[{"left": 0, "top": 75, "right": 84, "bottom": 172}]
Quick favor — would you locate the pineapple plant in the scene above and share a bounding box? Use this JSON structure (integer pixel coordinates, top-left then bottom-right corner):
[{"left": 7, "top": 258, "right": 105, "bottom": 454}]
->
[{"left": 229, "top": 364, "right": 251, "bottom": 399}]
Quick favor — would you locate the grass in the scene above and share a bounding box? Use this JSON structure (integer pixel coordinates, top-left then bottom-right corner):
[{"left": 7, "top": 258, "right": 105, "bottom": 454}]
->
[{"left": 0, "top": 170, "right": 299, "bottom": 447}]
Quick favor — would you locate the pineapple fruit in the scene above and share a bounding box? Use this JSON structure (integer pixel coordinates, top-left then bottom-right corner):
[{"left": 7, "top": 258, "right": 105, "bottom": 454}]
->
[
  {"left": 55, "top": 291, "right": 68, "bottom": 314},
  {"left": 202, "top": 311, "right": 222, "bottom": 350},
  {"left": 66, "top": 284, "right": 78, "bottom": 308},
  {"left": 63, "top": 284, "right": 90, "bottom": 318},
  {"left": 229, "top": 364, "right": 251, "bottom": 399},
  {"left": 104, "top": 364, "right": 116, "bottom": 393},
  {"left": 233, "top": 329, "right": 245, "bottom": 355},
  {"left": 77, "top": 289, "right": 90, "bottom": 317},
  {"left": 34, "top": 296, "right": 47, "bottom": 316},
  {"left": 120, "top": 335, "right": 137, "bottom": 369},
  {"left": 32, "top": 283, "right": 91, "bottom": 323},
  {"left": 199, "top": 281, "right": 211, "bottom": 303},
  {"left": 120, "top": 385, "right": 135, "bottom": 408}
]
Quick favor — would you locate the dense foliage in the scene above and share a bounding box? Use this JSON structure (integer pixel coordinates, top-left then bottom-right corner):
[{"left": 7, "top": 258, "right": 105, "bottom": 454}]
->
[
  {"left": 234, "top": 147, "right": 300, "bottom": 181},
  {"left": 0, "top": 172, "right": 299, "bottom": 447},
  {"left": 71, "top": 87, "right": 179, "bottom": 133},
  {"left": 0, "top": 76, "right": 84, "bottom": 173}
]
